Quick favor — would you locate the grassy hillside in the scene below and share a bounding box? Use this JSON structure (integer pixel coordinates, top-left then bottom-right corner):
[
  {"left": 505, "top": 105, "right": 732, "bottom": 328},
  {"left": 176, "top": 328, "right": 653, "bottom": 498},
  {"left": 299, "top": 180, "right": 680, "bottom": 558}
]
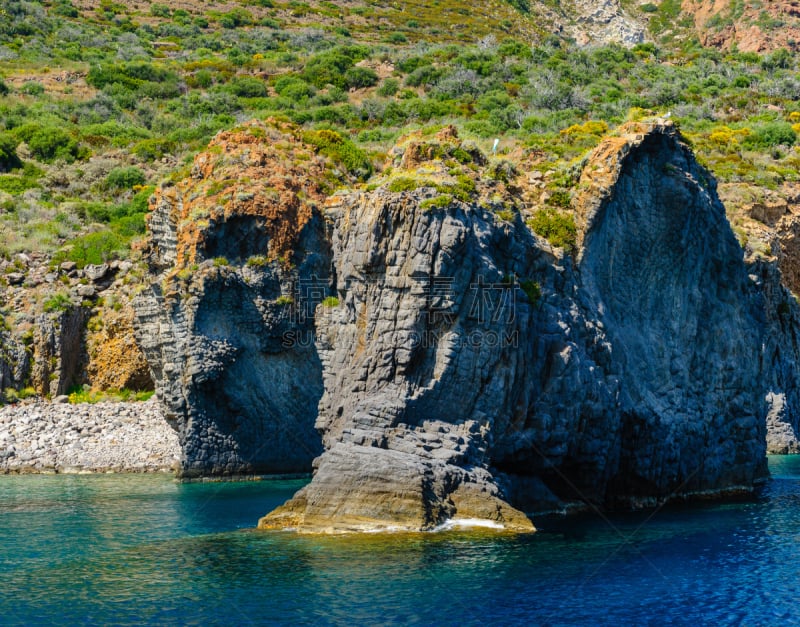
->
[{"left": 0, "top": 0, "right": 799, "bottom": 274}]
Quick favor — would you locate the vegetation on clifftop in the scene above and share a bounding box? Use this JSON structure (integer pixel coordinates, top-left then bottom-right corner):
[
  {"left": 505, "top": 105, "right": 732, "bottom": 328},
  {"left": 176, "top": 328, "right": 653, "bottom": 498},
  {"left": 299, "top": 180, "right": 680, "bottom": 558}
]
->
[{"left": 1, "top": 0, "right": 800, "bottom": 345}]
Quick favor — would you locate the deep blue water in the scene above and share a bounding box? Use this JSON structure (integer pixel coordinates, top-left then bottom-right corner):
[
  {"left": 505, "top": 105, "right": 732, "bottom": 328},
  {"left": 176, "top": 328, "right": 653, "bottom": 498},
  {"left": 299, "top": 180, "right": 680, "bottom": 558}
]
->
[{"left": 2, "top": 458, "right": 800, "bottom": 626}]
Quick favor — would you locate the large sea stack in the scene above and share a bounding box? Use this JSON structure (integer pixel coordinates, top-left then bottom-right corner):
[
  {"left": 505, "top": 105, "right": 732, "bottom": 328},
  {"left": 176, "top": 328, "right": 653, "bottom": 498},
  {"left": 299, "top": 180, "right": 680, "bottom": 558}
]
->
[{"left": 135, "top": 120, "right": 800, "bottom": 531}]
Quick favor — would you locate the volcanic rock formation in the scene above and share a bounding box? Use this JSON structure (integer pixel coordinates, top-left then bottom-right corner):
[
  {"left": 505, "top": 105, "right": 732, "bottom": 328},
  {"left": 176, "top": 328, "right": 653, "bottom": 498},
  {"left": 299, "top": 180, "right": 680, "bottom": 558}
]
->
[
  {"left": 133, "top": 121, "right": 336, "bottom": 477},
  {"left": 259, "top": 121, "right": 796, "bottom": 531},
  {"left": 135, "top": 119, "right": 800, "bottom": 531}
]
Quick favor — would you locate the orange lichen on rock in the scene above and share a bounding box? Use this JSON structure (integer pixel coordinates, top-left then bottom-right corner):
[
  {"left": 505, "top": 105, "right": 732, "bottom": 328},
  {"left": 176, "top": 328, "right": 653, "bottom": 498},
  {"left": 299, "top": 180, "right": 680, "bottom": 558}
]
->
[
  {"left": 86, "top": 302, "right": 152, "bottom": 392},
  {"left": 150, "top": 119, "right": 337, "bottom": 272}
]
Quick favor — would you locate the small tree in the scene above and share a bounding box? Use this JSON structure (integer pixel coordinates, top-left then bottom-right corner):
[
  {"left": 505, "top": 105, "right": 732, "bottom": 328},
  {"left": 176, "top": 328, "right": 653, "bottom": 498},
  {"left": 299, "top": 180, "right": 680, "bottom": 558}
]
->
[
  {"left": 0, "top": 133, "right": 21, "bottom": 172},
  {"left": 105, "top": 166, "right": 146, "bottom": 190}
]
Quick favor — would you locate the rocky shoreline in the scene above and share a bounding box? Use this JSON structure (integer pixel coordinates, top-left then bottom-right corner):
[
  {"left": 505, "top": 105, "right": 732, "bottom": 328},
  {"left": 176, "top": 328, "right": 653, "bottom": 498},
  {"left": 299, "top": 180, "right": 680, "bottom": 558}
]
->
[{"left": 0, "top": 398, "right": 180, "bottom": 474}]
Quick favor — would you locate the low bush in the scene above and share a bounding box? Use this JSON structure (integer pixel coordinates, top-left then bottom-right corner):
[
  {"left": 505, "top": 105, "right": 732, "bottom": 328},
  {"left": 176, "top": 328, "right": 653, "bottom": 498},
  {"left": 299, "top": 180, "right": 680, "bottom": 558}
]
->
[
  {"left": 388, "top": 176, "right": 425, "bottom": 192},
  {"left": 0, "top": 133, "right": 21, "bottom": 172},
  {"left": 527, "top": 208, "right": 577, "bottom": 251},
  {"left": 744, "top": 122, "right": 797, "bottom": 148},
  {"left": 301, "top": 46, "right": 370, "bottom": 89},
  {"left": 63, "top": 230, "right": 125, "bottom": 267},
  {"left": 43, "top": 292, "right": 72, "bottom": 313},
  {"left": 105, "top": 166, "right": 146, "bottom": 190},
  {"left": 344, "top": 66, "right": 379, "bottom": 89},
  {"left": 301, "top": 129, "right": 372, "bottom": 179},
  {"left": 273, "top": 75, "right": 315, "bottom": 100},
  {"left": 519, "top": 280, "right": 541, "bottom": 305},
  {"left": 227, "top": 76, "right": 268, "bottom": 98}
]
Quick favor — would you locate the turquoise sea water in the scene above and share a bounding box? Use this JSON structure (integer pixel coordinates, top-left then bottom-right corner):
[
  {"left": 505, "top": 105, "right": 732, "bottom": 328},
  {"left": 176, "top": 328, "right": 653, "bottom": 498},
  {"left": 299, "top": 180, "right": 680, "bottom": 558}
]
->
[{"left": 2, "top": 458, "right": 800, "bottom": 626}]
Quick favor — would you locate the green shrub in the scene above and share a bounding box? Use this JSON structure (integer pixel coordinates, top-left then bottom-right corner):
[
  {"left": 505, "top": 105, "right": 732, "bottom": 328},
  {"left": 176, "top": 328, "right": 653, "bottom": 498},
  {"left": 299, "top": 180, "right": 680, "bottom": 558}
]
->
[
  {"left": 301, "top": 46, "right": 369, "bottom": 89},
  {"left": 0, "top": 78, "right": 8, "bottom": 96},
  {"left": 0, "top": 174, "right": 39, "bottom": 194},
  {"left": 246, "top": 255, "right": 269, "bottom": 267},
  {"left": 273, "top": 76, "right": 315, "bottom": 100},
  {"left": 80, "top": 121, "right": 151, "bottom": 146},
  {"left": 228, "top": 76, "right": 268, "bottom": 98},
  {"left": 105, "top": 166, "right": 146, "bottom": 190},
  {"left": 150, "top": 3, "right": 171, "bottom": 17},
  {"left": 345, "top": 66, "right": 379, "bottom": 89},
  {"left": 16, "top": 126, "right": 82, "bottom": 163},
  {"left": 744, "top": 122, "right": 797, "bottom": 148},
  {"left": 219, "top": 8, "right": 254, "bottom": 28},
  {"left": 420, "top": 194, "right": 453, "bottom": 210},
  {"left": 53, "top": 0, "right": 79, "bottom": 17},
  {"left": 376, "top": 78, "right": 399, "bottom": 97},
  {"left": 65, "top": 230, "right": 125, "bottom": 267},
  {"left": 112, "top": 214, "right": 146, "bottom": 237},
  {"left": 528, "top": 209, "right": 577, "bottom": 251},
  {"left": 43, "top": 292, "right": 72, "bottom": 313},
  {"left": 132, "top": 138, "right": 174, "bottom": 160},
  {"left": 519, "top": 280, "right": 541, "bottom": 305},
  {"left": 87, "top": 63, "right": 180, "bottom": 99},
  {"left": 488, "top": 160, "right": 517, "bottom": 183},
  {"left": 301, "top": 129, "right": 372, "bottom": 179},
  {"left": 321, "top": 296, "right": 339, "bottom": 307},
  {"left": 383, "top": 32, "right": 408, "bottom": 44},
  {"left": 0, "top": 133, "right": 21, "bottom": 172},
  {"left": 388, "top": 177, "right": 424, "bottom": 192},
  {"left": 67, "top": 387, "right": 154, "bottom": 404},
  {"left": 405, "top": 65, "right": 443, "bottom": 88},
  {"left": 20, "top": 81, "right": 44, "bottom": 96}
]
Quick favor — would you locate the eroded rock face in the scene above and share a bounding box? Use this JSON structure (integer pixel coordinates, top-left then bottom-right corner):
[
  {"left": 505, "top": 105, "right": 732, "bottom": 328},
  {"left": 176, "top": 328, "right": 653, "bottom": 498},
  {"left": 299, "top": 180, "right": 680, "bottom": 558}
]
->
[
  {"left": 0, "top": 331, "right": 29, "bottom": 393},
  {"left": 684, "top": 0, "right": 800, "bottom": 52},
  {"left": 133, "top": 121, "right": 335, "bottom": 476},
  {"left": 259, "top": 122, "right": 782, "bottom": 532},
  {"left": 570, "top": 0, "right": 645, "bottom": 46},
  {"left": 753, "top": 260, "right": 800, "bottom": 454},
  {"left": 135, "top": 120, "right": 798, "bottom": 531},
  {"left": 86, "top": 303, "right": 152, "bottom": 392},
  {"left": 575, "top": 123, "right": 770, "bottom": 501},
  {"left": 31, "top": 307, "right": 88, "bottom": 397}
]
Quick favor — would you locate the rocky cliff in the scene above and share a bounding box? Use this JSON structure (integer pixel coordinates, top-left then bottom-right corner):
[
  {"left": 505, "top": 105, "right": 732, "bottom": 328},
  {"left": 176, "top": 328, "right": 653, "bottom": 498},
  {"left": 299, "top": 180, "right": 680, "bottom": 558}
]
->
[
  {"left": 133, "top": 120, "right": 800, "bottom": 532},
  {"left": 683, "top": 0, "right": 800, "bottom": 52},
  {"left": 0, "top": 254, "right": 151, "bottom": 400},
  {"left": 132, "top": 120, "right": 345, "bottom": 477},
  {"left": 256, "top": 121, "right": 798, "bottom": 532}
]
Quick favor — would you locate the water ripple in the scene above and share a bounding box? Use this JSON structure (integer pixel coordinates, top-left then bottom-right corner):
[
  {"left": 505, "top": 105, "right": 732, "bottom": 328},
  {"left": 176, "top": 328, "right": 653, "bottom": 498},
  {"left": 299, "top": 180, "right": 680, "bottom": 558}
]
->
[{"left": 2, "top": 459, "right": 800, "bottom": 625}]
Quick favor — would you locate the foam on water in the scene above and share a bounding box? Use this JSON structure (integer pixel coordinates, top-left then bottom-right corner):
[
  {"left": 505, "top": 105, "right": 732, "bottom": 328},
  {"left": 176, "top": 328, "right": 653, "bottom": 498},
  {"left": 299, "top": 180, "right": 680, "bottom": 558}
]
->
[{"left": 433, "top": 518, "right": 506, "bottom": 531}]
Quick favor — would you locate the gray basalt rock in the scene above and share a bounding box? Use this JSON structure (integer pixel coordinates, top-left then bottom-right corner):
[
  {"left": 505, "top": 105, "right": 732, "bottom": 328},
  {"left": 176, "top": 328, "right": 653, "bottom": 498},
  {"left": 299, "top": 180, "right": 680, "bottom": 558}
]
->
[
  {"left": 261, "top": 122, "right": 784, "bottom": 532},
  {"left": 132, "top": 123, "right": 331, "bottom": 477},
  {"left": 134, "top": 121, "right": 800, "bottom": 532},
  {"left": 133, "top": 221, "right": 328, "bottom": 477},
  {"left": 31, "top": 306, "right": 88, "bottom": 397},
  {"left": 0, "top": 330, "right": 29, "bottom": 393},
  {"left": 753, "top": 259, "right": 800, "bottom": 454}
]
